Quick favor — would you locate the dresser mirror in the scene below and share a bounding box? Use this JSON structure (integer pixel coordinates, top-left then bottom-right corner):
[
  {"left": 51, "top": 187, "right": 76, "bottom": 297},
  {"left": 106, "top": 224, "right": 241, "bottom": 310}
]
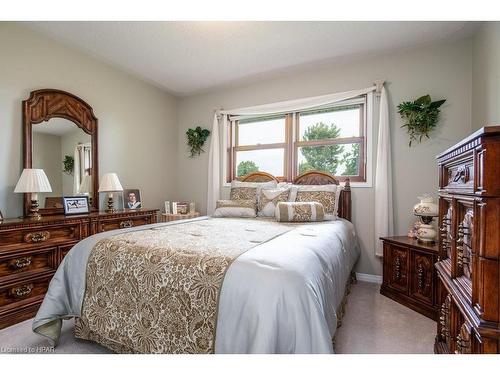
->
[{"left": 23, "top": 89, "right": 99, "bottom": 216}]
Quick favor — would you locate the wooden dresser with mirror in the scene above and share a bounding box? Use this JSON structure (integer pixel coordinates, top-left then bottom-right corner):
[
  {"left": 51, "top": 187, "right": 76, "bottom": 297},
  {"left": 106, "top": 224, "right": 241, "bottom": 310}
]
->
[
  {"left": 0, "top": 89, "right": 158, "bottom": 329},
  {"left": 434, "top": 126, "right": 500, "bottom": 354}
]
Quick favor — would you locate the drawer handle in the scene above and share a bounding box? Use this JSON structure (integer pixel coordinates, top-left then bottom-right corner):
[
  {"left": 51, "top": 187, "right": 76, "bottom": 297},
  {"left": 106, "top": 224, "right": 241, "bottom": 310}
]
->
[
  {"left": 416, "top": 264, "right": 425, "bottom": 291},
  {"left": 24, "top": 231, "right": 50, "bottom": 243},
  {"left": 394, "top": 256, "right": 402, "bottom": 280},
  {"left": 10, "top": 283, "right": 34, "bottom": 298},
  {"left": 451, "top": 166, "right": 469, "bottom": 183},
  {"left": 9, "top": 256, "right": 32, "bottom": 270},
  {"left": 120, "top": 220, "right": 134, "bottom": 229}
]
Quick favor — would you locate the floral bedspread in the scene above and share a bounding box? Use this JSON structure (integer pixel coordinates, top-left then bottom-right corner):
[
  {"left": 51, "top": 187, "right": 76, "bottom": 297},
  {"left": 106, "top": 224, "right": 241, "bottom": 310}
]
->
[{"left": 74, "top": 218, "right": 291, "bottom": 353}]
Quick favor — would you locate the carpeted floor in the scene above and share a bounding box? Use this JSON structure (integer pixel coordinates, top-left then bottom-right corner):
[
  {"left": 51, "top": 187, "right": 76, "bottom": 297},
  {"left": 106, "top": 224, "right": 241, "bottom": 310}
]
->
[{"left": 0, "top": 281, "right": 435, "bottom": 354}]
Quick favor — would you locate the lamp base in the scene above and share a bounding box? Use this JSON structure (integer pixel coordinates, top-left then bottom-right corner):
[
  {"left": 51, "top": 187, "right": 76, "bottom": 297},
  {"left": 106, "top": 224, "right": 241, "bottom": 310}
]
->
[
  {"left": 105, "top": 195, "right": 115, "bottom": 213},
  {"left": 416, "top": 222, "right": 437, "bottom": 243},
  {"left": 29, "top": 199, "right": 41, "bottom": 220}
]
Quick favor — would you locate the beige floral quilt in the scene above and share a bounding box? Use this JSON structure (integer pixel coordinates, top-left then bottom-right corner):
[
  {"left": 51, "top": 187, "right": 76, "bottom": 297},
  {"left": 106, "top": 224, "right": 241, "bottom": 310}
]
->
[{"left": 74, "top": 218, "right": 291, "bottom": 353}]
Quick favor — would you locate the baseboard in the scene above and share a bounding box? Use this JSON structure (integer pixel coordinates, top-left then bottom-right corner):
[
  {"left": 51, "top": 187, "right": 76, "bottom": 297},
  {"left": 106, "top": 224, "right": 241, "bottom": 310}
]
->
[{"left": 355, "top": 272, "right": 382, "bottom": 284}]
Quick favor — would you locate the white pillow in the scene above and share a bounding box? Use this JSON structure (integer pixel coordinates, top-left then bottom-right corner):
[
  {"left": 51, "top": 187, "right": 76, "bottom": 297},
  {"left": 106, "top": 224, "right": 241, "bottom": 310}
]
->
[
  {"left": 213, "top": 199, "right": 256, "bottom": 218},
  {"left": 257, "top": 187, "right": 291, "bottom": 217}
]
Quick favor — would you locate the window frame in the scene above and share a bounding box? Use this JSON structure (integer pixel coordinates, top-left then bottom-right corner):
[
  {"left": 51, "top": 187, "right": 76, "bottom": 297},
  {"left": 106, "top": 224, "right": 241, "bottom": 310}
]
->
[{"left": 225, "top": 95, "right": 371, "bottom": 186}]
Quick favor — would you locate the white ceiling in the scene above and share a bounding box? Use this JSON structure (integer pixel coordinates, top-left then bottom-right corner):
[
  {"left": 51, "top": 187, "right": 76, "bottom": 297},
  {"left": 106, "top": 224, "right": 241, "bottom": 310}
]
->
[{"left": 24, "top": 21, "right": 478, "bottom": 96}]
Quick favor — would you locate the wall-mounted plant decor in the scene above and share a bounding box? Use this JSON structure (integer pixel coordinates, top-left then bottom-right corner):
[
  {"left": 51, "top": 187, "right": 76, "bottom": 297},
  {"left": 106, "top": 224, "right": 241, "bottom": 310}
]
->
[
  {"left": 186, "top": 126, "right": 211, "bottom": 157},
  {"left": 63, "top": 155, "right": 74, "bottom": 175},
  {"left": 397, "top": 95, "right": 446, "bottom": 146}
]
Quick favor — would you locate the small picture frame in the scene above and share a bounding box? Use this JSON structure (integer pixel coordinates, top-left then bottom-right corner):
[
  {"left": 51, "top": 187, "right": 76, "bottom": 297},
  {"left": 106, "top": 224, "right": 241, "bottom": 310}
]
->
[
  {"left": 0, "top": 209, "right": 3, "bottom": 221},
  {"left": 176, "top": 202, "right": 189, "bottom": 214},
  {"left": 63, "top": 196, "right": 90, "bottom": 215},
  {"left": 124, "top": 189, "right": 142, "bottom": 210},
  {"left": 164, "top": 201, "right": 171, "bottom": 214}
]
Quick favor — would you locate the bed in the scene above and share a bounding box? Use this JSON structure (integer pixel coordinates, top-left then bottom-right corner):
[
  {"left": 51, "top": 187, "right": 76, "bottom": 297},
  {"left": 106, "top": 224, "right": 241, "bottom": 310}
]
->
[{"left": 32, "top": 171, "right": 360, "bottom": 354}]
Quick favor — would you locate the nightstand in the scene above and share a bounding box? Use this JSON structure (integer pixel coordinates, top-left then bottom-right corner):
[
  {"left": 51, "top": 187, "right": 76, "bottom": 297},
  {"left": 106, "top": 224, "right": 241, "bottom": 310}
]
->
[
  {"left": 160, "top": 212, "right": 200, "bottom": 222},
  {"left": 380, "top": 236, "right": 439, "bottom": 320}
]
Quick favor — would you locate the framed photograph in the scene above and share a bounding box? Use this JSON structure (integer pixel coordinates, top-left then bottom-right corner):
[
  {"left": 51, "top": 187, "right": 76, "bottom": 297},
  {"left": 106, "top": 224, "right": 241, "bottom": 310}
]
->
[
  {"left": 63, "top": 196, "right": 90, "bottom": 215},
  {"left": 164, "top": 201, "right": 171, "bottom": 214},
  {"left": 124, "top": 189, "right": 142, "bottom": 210},
  {"left": 99, "top": 192, "right": 124, "bottom": 211},
  {"left": 176, "top": 202, "right": 189, "bottom": 214}
]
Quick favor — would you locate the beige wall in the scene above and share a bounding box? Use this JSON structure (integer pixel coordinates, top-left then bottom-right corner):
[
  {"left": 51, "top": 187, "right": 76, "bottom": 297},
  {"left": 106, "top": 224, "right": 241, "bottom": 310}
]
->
[
  {"left": 472, "top": 22, "right": 500, "bottom": 130},
  {"left": 176, "top": 38, "right": 473, "bottom": 275},
  {"left": 0, "top": 23, "right": 178, "bottom": 217}
]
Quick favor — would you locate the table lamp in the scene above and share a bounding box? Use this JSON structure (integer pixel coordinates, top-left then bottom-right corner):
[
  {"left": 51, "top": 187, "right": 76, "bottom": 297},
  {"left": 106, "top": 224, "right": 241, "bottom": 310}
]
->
[
  {"left": 98, "top": 173, "right": 123, "bottom": 213},
  {"left": 78, "top": 174, "right": 93, "bottom": 205},
  {"left": 413, "top": 194, "right": 439, "bottom": 243},
  {"left": 14, "top": 168, "right": 52, "bottom": 220}
]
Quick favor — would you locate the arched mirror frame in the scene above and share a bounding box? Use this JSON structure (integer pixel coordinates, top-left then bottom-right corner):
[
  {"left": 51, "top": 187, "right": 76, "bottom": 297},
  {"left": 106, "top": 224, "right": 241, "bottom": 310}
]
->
[{"left": 23, "top": 89, "right": 99, "bottom": 216}]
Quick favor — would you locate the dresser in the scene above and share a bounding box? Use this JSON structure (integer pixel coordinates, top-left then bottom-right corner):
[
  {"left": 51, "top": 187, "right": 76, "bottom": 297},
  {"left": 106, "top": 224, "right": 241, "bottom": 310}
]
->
[
  {"left": 380, "top": 236, "right": 439, "bottom": 320},
  {"left": 434, "top": 126, "right": 500, "bottom": 354},
  {"left": 0, "top": 209, "right": 158, "bottom": 329}
]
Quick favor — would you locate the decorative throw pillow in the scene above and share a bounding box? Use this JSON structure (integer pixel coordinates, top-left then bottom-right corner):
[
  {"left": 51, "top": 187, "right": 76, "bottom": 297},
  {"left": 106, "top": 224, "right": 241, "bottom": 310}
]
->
[
  {"left": 230, "top": 180, "right": 278, "bottom": 207},
  {"left": 275, "top": 202, "right": 325, "bottom": 222},
  {"left": 293, "top": 184, "right": 338, "bottom": 220},
  {"left": 213, "top": 199, "right": 256, "bottom": 218},
  {"left": 257, "top": 187, "right": 291, "bottom": 217}
]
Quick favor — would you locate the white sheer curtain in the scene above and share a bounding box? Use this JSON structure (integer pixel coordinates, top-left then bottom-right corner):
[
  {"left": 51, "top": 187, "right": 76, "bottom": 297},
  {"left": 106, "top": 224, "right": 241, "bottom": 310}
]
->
[
  {"left": 73, "top": 143, "right": 92, "bottom": 195},
  {"left": 374, "top": 87, "right": 393, "bottom": 256},
  {"left": 207, "top": 84, "right": 393, "bottom": 257}
]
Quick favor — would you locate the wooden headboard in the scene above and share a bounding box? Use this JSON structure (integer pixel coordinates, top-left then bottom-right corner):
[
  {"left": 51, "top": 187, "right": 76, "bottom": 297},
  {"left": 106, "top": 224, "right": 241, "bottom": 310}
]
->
[{"left": 240, "top": 170, "right": 351, "bottom": 221}]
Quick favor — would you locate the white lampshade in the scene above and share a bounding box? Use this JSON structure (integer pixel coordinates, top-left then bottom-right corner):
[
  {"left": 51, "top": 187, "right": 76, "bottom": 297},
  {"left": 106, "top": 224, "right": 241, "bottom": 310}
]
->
[
  {"left": 78, "top": 174, "right": 93, "bottom": 194},
  {"left": 413, "top": 194, "right": 438, "bottom": 217},
  {"left": 14, "top": 169, "right": 52, "bottom": 193},
  {"left": 98, "top": 173, "right": 123, "bottom": 192}
]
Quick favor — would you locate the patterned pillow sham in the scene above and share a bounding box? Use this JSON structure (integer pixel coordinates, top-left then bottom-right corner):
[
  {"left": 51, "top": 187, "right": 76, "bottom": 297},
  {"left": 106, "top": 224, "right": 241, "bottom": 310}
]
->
[
  {"left": 230, "top": 180, "right": 278, "bottom": 206},
  {"left": 275, "top": 201, "right": 325, "bottom": 222},
  {"left": 213, "top": 199, "right": 256, "bottom": 218},
  {"left": 257, "top": 187, "right": 291, "bottom": 217},
  {"left": 292, "top": 184, "right": 339, "bottom": 220}
]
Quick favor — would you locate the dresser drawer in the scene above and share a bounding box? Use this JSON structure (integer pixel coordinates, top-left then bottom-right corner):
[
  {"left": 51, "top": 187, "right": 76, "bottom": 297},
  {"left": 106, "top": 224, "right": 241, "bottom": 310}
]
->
[
  {"left": 0, "top": 222, "right": 81, "bottom": 249},
  {"left": 97, "top": 215, "right": 153, "bottom": 233},
  {"left": 439, "top": 153, "right": 475, "bottom": 193},
  {"left": 0, "top": 247, "right": 58, "bottom": 283},
  {"left": 0, "top": 275, "right": 52, "bottom": 313}
]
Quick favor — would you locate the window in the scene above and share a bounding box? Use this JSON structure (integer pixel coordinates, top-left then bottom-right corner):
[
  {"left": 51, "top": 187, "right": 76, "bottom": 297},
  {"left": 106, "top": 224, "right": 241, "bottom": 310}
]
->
[{"left": 226, "top": 96, "right": 368, "bottom": 183}]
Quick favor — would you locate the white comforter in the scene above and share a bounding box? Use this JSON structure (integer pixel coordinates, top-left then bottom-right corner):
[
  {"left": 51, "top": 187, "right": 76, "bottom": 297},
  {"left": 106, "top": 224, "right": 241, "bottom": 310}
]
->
[{"left": 33, "top": 217, "right": 359, "bottom": 354}]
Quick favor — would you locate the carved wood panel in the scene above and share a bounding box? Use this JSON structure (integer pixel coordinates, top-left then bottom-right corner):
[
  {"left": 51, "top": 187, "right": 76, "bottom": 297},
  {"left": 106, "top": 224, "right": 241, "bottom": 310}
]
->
[
  {"left": 455, "top": 322, "right": 472, "bottom": 354},
  {"left": 410, "top": 251, "right": 434, "bottom": 304},
  {"left": 439, "top": 294, "right": 452, "bottom": 347},
  {"left": 388, "top": 246, "right": 409, "bottom": 293},
  {"left": 457, "top": 206, "right": 473, "bottom": 280},
  {"left": 439, "top": 201, "right": 453, "bottom": 261}
]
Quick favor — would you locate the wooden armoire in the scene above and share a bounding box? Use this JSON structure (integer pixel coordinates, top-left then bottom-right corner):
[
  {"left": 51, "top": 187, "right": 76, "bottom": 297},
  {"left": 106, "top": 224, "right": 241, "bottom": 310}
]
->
[{"left": 434, "top": 126, "right": 500, "bottom": 354}]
